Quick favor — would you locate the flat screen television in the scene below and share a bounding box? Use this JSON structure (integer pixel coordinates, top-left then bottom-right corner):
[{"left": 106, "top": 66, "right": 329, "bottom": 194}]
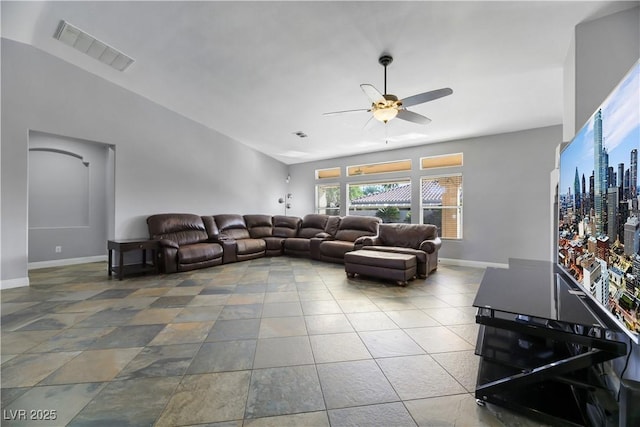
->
[{"left": 558, "top": 59, "right": 639, "bottom": 343}]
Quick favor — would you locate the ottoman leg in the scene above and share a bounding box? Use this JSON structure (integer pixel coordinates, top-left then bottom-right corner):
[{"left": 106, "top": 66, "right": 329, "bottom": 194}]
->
[{"left": 346, "top": 272, "right": 356, "bottom": 278}]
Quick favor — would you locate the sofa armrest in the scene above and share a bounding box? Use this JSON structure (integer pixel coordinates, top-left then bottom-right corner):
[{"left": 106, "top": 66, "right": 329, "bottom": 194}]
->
[
  {"left": 360, "top": 236, "right": 381, "bottom": 247},
  {"left": 219, "top": 239, "right": 238, "bottom": 264},
  {"left": 315, "top": 232, "right": 333, "bottom": 240},
  {"left": 156, "top": 238, "right": 179, "bottom": 249},
  {"left": 354, "top": 235, "right": 377, "bottom": 251},
  {"left": 419, "top": 237, "right": 442, "bottom": 254}
]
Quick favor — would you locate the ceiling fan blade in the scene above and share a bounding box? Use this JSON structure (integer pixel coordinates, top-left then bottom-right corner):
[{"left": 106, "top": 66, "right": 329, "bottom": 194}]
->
[
  {"left": 396, "top": 109, "right": 432, "bottom": 125},
  {"left": 360, "top": 84, "right": 385, "bottom": 103},
  {"left": 363, "top": 115, "right": 377, "bottom": 130},
  {"left": 323, "top": 108, "right": 370, "bottom": 116},
  {"left": 401, "top": 88, "right": 453, "bottom": 107}
]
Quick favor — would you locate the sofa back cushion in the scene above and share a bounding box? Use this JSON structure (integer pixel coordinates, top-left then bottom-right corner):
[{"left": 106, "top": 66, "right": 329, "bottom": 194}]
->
[
  {"left": 244, "top": 214, "right": 273, "bottom": 238},
  {"left": 334, "top": 215, "right": 381, "bottom": 242},
  {"left": 298, "top": 214, "right": 330, "bottom": 238},
  {"left": 147, "top": 213, "right": 209, "bottom": 245},
  {"left": 214, "top": 214, "right": 251, "bottom": 240},
  {"left": 379, "top": 223, "right": 438, "bottom": 248},
  {"left": 201, "top": 216, "right": 220, "bottom": 239},
  {"left": 273, "top": 215, "right": 301, "bottom": 238},
  {"left": 324, "top": 216, "right": 341, "bottom": 236}
]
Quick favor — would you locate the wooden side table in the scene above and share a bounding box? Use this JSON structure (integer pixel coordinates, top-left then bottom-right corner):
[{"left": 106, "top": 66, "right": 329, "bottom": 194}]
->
[{"left": 107, "top": 239, "right": 159, "bottom": 280}]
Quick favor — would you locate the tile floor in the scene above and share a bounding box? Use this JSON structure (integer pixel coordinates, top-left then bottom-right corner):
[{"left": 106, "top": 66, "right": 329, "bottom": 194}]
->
[{"left": 1, "top": 258, "right": 547, "bottom": 426}]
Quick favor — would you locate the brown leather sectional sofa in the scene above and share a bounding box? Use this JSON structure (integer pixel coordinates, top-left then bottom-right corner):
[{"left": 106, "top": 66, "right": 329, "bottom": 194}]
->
[{"left": 146, "top": 213, "right": 382, "bottom": 274}]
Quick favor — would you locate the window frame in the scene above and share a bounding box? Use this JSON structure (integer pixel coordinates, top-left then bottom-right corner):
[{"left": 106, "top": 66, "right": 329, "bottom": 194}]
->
[
  {"left": 315, "top": 182, "right": 341, "bottom": 215},
  {"left": 347, "top": 178, "right": 412, "bottom": 222},
  {"left": 420, "top": 173, "right": 463, "bottom": 240}
]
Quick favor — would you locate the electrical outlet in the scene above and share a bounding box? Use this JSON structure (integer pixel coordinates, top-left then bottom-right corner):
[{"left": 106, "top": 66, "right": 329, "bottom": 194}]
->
[{"left": 55, "top": 246, "right": 62, "bottom": 253}]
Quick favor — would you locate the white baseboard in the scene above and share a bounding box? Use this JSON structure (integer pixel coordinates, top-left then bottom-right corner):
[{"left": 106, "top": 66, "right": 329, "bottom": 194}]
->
[
  {"left": 1, "top": 277, "right": 30, "bottom": 289},
  {"left": 439, "top": 258, "right": 509, "bottom": 269},
  {"left": 28, "top": 255, "right": 107, "bottom": 270}
]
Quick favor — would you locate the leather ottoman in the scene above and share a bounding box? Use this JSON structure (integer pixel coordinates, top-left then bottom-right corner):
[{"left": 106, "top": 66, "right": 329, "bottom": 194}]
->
[{"left": 344, "top": 249, "right": 417, "bottom": 286}]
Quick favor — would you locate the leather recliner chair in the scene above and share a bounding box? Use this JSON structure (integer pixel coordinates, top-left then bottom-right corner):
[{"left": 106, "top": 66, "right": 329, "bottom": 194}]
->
[
  {"left": 147, "top": 213, "right": 223, "bottom": 273},
  {"left": 261, "top": 215, "right": 301, "bottom": 256},
  {"left": 359, "top": 223, "right": 441, "bottom": 278},
  {"left": 317, "top": 215, "right": 381, "bottom": 263},
  {"left": 283, "top": 214, "right": 339, "bottom": 258},
  {"left": 203, "top": 214, "right": 267, "bottom": 264}
]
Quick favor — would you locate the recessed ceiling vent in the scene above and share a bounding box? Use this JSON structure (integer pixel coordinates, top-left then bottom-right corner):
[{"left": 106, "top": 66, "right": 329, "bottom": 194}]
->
[
  {"left": 53, "top": 20, "right": 134, "bottom": 72},
  {"left": 293, "top": 131, "right": 308, "bottom": 138}
]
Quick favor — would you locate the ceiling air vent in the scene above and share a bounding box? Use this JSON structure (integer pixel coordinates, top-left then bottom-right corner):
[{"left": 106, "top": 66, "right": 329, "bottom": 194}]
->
[{"left": 53, "top": 20, "right": 134, "bottom": 72}]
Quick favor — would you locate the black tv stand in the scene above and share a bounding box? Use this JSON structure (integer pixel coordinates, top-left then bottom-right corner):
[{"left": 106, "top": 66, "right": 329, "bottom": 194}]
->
[{"left": 473, "top": 259, "right": 627, "bottom": 426}]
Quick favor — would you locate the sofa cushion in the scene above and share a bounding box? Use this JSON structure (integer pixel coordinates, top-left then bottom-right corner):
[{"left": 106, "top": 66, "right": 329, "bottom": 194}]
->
[
  {"left": 273, "top": 215, "right": 301, "bottom": 238},
  {"left": 334, "top": 216, "right": 380, "bottom": 242},
  {"left": 245, "top": 214, "right": 273, "bottom": 238},
  {"left": 324, "top": 216, "right": 341, "bottom": 236},
  {"left": 361, "top": 246, "right": 427, "bottom": 265},
  {"left": 284, "top": 237, "right": 311, "bottom": 252},
  {"left": 177, "top": 242, "right": 223, "bottom": 265},
  {"left": 147, "top": 213, "right": 209, "bottom": 245},
  {"left": 236, "top": 238, "right": 267, "bottom": 255},
  {"left": 297, "top": 214, "right": 329, "bottom": 238},
  {"left": 320, "top": 240, "right": 356, "bottom": 259},
  {"left": 379, "top": 223, "right": 437, "bottom": 248},
  {"left": 214, "top": 214, "right": 251, "bottom": 240}
]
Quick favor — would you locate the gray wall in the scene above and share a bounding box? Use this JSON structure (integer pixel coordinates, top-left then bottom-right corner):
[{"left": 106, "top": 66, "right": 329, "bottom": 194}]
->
[
  {"left": 28, "top": 131, "right": 112, "bottom": 263},
  {"left": 575, "top": 6, "right": 640, "bottom": 133},
  {"left": 1, "top": 38, "right": 289, "bottom": 287},
  {"left": 288, "top": 125, "right": 561, "bottom": 266}
]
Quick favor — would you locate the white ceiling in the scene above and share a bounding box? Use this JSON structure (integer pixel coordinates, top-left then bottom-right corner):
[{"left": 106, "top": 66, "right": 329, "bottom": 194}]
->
[{"left": 2, "top": 1, "right": 637, "bottom": 164}]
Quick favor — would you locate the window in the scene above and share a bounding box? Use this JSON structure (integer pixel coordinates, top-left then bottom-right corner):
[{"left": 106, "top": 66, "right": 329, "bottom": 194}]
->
[
  {"left": 421, "top": 174, "right": 462, "bottom": 239},
  {"left": 347, "top": 159, "right": 411, "bottom": 177},
  {"left": 348, "top": 180, "right": 411, "bottom": 222},
  {"left": 316, "top": 184, "right": 340, "bottom": 215},
  {"left": 316, "top": 167, "right": 341, "bottom": 179},
  {"left": 421, "top": 153, "right": 463, "bottom": 170}
]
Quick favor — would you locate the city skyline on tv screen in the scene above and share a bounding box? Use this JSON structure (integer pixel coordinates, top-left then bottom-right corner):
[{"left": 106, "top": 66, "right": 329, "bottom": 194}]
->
[{"left": 558, "top": 60, "right": 639, "bottom": 341}]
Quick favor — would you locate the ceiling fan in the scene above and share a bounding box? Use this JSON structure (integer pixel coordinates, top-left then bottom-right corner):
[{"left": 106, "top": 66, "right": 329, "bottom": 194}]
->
[{"left": 324, "top": 54, "right": 453, "bottom": 126}]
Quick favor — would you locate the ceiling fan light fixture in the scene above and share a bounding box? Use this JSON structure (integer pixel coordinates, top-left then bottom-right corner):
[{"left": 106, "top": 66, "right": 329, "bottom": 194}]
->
[{"left": 373, "top": 106, "right": 398, "bottom": 123}]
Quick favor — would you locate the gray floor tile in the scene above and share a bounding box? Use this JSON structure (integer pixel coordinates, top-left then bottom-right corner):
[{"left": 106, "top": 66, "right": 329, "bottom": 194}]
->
[
  {"left": 377, "top": 354, "right": 467, "bottom": 399},
  {"left": 68, "top": 376, "right": 180, "bottom": 426},
  {"left": 155, "top": 371, "right": 251, "bottom": 426},
  {"left": 41, "top": 347, "right": 143, "bottom": 384},
  {"left": 245, "top": 365, "right": 324, "bottom": 418},
  {"left": 243, "top": 411, "right": 329, "bottom": 427},
  {"left": 116, "top": 343, "right": 200, "bottom": 379},
  {"left": 259, "top": 316, "right": 307, "bottom": 338},
  {"left": 309, "top": 333, "right": 372, "bottom": 363},
  {"left": 261, "top": 301, "right": 303, "bottom": 317},
  {"left": 188, "top": 340, "right": 256, "bottom": 373},
  {"left": 218, "top": 303, "right": 263, "bottom": 320},
  {"left": 346, "top": 311, "right": 398, "bottom": 331},
  {"left": 405, "top": 326, "right": 475, "bottom": 353},
  {"left": 253, "top": 336, "right": 314, "bottom": 368},
  {"left": 304, "top": 313, "right": 354, "bottom": 335},
  {"left": 358, "top": 329, "right": 425, "bottom": 357},
  {"left": 328, "top": 402, "right": 417, "bottom": 427},
  {"left": 316, "top": 359, "right": 399, "bottom": 409},
  {"left": 205, "top": 318, "right": 261, "bottom": 342},
  {"left": 2, "top": 383, "right": 105, "bottom": 427},
  {"left": 89, "top": 324, "right": 165, "bottom": 349},
  {"left": 432, "top": 350, "right": 480, "bottom": 392}
]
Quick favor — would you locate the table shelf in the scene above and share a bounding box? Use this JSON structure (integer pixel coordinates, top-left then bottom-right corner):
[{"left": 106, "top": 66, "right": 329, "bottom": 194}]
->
[{"left": 107, "top": 239, "right": 159, "bottom": 280}]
